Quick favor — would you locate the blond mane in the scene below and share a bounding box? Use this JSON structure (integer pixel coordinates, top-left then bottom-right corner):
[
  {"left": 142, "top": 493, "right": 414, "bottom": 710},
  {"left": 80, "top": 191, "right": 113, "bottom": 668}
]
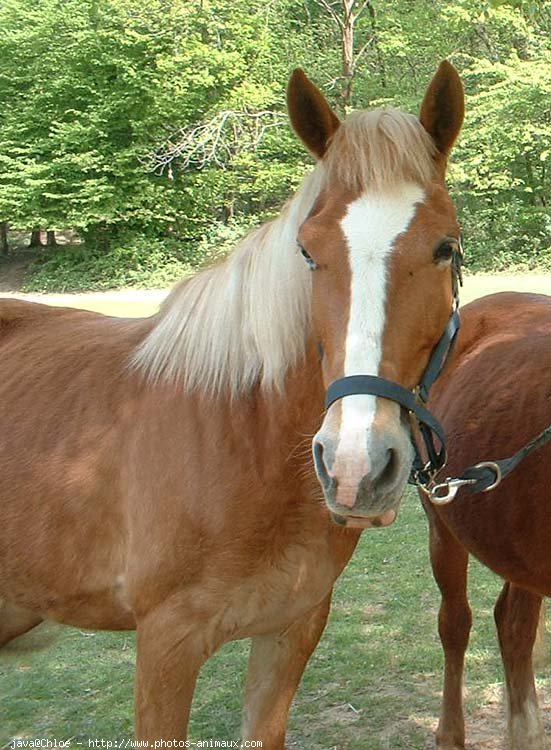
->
[
  {"left": 325, "top": 108, "right": 436, "bottom": 191},
  {"left": 131, "top": 107, "right": 436, "bottom": 396}
]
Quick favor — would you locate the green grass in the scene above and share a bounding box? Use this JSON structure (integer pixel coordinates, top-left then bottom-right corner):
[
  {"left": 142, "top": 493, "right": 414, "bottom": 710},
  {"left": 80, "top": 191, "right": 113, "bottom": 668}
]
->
[{"left": 2, "top": 490, "right": 544, "bottom": 748}]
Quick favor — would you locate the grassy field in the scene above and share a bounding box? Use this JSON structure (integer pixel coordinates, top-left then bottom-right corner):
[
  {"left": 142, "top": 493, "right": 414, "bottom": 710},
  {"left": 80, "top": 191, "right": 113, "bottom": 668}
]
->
[{"left": 2, "top": 274, "right": 551, "bottom": 749}]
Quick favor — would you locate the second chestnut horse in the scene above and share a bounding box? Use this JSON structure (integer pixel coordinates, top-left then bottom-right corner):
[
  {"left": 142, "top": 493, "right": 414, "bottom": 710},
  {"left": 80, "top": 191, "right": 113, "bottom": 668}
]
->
[{"left": 423, "top": 291, "right": 551, "bottom": 750}]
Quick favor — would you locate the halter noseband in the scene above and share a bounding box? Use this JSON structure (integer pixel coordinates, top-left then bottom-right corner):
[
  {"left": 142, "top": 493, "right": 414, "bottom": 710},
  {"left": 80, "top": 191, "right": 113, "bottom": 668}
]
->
[{"left": 324, "top": 247, "right": 463, "bottom": 493}]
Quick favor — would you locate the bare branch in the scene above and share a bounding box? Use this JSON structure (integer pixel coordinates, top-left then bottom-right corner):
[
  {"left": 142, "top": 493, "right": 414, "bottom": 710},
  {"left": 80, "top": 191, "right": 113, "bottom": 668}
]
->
[
  {"left": 142, "top": 110, "right": 285, "bottom": 175},
  {"left": 354, "top": 34, "right": 374, "bottom": 65},
  {"left": 354, "top": 0, "right": 373, "bottom": 22},
  {"left": 325, "top": 74, "right": 344, "bottom": 91},
  {"left": 342, "top": 0, "right": 357, "bottom": 28},
  {"left": 313, "top": 0, "right": 344, "bottom": 29}
]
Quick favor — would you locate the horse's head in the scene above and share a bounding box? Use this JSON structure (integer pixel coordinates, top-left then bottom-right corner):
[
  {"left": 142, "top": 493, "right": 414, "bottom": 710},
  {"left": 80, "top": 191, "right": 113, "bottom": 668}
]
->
[{"left": 288, "top": 62, "right": 464, "bottom": 529}]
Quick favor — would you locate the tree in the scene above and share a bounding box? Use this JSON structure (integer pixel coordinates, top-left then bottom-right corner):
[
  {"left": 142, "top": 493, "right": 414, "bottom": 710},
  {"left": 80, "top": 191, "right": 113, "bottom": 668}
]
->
[
  {"left": 0, "top": 0, "right": 550, "bottom": 286},
  {"left": 313, "top": 0, "right": 381, "bottom": 109},
  {"left": 29, "top": 230, "right": 43, "bottom": 248},
  {"left": 0, "top": 223, "right": 9, "bottom": 256}
]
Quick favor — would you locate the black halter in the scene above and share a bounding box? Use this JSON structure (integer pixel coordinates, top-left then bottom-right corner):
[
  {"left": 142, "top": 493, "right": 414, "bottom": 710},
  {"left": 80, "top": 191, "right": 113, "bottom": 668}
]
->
[
  {"left": 324, "top": 244, "right": 551, "bottom": 505},
  {"left": 324, "top": 248, "right": 463, "bottom": 492}
]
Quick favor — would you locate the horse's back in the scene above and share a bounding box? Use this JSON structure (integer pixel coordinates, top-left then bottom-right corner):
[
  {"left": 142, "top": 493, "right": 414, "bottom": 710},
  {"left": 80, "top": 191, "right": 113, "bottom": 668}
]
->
[
  {"left": 0, "top": 297, "right": 74, "bottom": 336},
  {"left": 436, "top": 291, "right": 551, "bottom": 419},
  {"left": 0, "top": 296, "right": 62, "bottom": 320},
  {"left": 0, "top": 298, "right": 149, "bottom": 420},
  {"left": 453, "top": 290, "right": 551, "bottom": 354},
  {"left": 428, "top": 291, "right": 551, "bottom": 593}
]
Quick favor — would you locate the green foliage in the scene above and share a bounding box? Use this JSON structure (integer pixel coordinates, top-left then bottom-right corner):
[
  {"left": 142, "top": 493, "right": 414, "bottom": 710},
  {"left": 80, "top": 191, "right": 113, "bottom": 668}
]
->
[
  {"left": 22, "top": 216, "right": 265, "bottom": 291},
  {"left": 459, "top": 199, "right": 551, "bottom": 271},
  {"left": 23, "top": 236, "right": 192, "bottom": 292},
  {"left": 0, "top": 0, "right": 550, "bottom": 287}
]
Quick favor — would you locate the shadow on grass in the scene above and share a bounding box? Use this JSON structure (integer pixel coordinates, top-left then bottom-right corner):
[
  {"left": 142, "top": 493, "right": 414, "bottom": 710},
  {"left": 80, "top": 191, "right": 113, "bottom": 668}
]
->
[{"left": 1, "top": 622, "right": 62, "bottom": 655}]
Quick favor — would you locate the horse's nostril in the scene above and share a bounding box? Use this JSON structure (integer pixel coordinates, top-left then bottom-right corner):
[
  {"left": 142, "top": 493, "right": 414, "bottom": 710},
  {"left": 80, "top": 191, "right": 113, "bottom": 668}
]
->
[
  {"left": 313, "top": 439, "right": 323, "bottom": 463},
  {"left": 379, "top": 447, "right": 397, "bottom": 486},
  {"left": 313, "top": 438, "right": 335, "bottom": 489},
  {"left": 313, "top": 440, "right": 327, "bottom": 477}
]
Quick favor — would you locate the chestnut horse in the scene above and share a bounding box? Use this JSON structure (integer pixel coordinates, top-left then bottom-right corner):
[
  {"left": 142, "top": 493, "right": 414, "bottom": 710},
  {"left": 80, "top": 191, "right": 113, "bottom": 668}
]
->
[
  {"left": 422, "top": 291, "right": 551, "bottom": 750},
  {"left": 0, "top": 62, "right": 464, "bottom": 744}
]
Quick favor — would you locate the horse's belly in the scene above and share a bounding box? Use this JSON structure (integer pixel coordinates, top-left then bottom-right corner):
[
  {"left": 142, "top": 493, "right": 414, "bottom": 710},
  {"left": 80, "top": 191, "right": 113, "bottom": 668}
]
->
[
  {"left": 0, "top": 567, "right": 136, "bottom": 631},
  {"left": 42, "top": 580, "right": 136, "bottom": 630},
  {"left": 0, "top": 484, "right": 135, "bottom": 630}
]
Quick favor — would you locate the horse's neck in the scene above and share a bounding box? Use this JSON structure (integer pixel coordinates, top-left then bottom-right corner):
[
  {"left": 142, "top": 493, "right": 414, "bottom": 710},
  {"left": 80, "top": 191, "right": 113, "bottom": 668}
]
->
[{"left": 239, "top": 338, "right": 325, "bottom": 479}]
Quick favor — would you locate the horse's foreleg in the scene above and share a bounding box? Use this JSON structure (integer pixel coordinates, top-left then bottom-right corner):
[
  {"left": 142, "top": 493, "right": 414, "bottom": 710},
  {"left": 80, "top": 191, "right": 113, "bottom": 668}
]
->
[
  {"left": 0, "top": 599, "right": 43, "bottom": 647},
  {"left": 494, "top": 582, "right": 545, "bottom": 750},
  {"left": 134, "top": 602, "right": 213, "bottom": 741},
  {"left": 426, "top": 511, "right": 471, "bottom": 750},
  {"left": 532, "top": 599, "right": 547, "bottom": 670},
  {"left": 241, "top": 592, "right": 332, "bottom": 750}
]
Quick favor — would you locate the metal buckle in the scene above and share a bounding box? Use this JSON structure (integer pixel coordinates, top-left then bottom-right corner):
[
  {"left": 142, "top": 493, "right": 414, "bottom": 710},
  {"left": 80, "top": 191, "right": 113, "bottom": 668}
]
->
[
  {"left": 473, "top": 461, "right": 502, "bottom": 492},
  {"left": 427, "top": 477, "right": 477, "bottom": 505},
  {"left": 423, "top": 462, "right": 502, "bottom": 505},
  {"left": 413, "top": 463, "right": 441, "bottom": 498}
]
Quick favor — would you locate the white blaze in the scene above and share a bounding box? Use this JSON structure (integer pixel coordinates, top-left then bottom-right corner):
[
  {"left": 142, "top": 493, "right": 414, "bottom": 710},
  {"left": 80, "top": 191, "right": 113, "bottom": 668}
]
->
[{"left": 335, "top": 183, "right": 425, "bottom": 464}]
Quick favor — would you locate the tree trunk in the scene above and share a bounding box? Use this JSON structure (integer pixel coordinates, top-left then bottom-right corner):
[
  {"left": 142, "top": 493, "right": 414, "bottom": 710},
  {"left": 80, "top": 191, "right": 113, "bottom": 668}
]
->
[
  {"left": 222, "top": 197, "right": 235, "bottom": 224},
  {"left": 46, "top": 230, "right": 57, "bottom": 247},
  {"left": 315, "top": 0, "right": 377, "bottom": 110},
  {"left": 341, "top": 0, "right": 355, "bottom": 109},
  {"left": 0, "top": 222, "right": 8, "bottom": 256},
  {"left": 29, "top": 228, "right": 43, "bottom": 247},
  {"left": 365, "top": 1, "right": 386, "bottom": 90}
]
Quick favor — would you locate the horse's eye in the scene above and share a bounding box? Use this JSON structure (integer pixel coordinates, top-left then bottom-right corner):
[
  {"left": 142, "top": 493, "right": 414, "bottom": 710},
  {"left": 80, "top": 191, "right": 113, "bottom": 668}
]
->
[
  {"left": 434, "top": 239, "right": 457, "bottom": 264},
  {"left": 298, "top": 243, "right": 318, "bottom": 270}
]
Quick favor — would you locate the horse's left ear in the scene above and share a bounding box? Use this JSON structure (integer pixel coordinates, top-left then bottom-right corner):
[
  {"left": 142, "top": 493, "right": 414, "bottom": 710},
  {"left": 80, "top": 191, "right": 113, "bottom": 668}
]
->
[
  {"left": 420, "top": 61, "right": 464, "bottom": 160},
  {"left": 287, "top": 69, "right": 341, "bottom": 159}
]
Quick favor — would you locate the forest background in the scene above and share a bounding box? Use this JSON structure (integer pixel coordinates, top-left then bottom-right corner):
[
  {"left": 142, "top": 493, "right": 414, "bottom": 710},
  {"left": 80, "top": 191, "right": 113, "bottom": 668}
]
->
[{"left": 0, "top": 0, "right": 549, "bottom": 291}]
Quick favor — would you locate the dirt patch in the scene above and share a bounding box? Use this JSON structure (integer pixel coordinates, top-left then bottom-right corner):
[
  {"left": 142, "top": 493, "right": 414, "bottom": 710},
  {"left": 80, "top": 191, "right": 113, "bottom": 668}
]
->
[
  {"left": 462, "top": 273, "right": 551, "bottom": 304},
  {"left": 0, "top": 251, "right": 38, "bottom": 292},
  {"left": 402, "top": 682, "right": 551, "bottom": 749},
  {"left": 0, "top": 229, "right": 81, "bottom": 292}
]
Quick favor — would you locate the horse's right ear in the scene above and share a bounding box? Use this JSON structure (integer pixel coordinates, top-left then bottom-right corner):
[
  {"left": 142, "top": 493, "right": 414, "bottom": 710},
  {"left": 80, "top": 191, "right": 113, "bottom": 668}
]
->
[{"left": 287, "top": 69, "right": 340, "bottom": 159}]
